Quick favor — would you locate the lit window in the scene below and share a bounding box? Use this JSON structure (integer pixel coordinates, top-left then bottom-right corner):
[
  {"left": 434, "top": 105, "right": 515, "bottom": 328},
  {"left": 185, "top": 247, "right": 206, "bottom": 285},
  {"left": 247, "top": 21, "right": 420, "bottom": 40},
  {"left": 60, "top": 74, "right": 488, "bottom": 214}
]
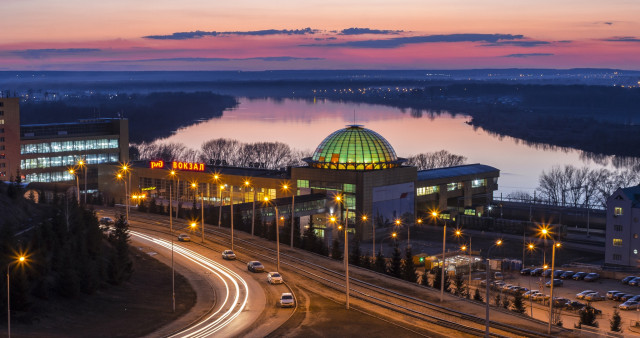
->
[
  {"left": 343, "top": 183, "right": 356, "bottom": 193},
  {"left": 0, "top": 119, "right": 4, "bottom": 124},
  {"left": 447, "top": 183, "right": 458, "bottom": 191},
  {"left": 613, "top": 238, "right": 623, "bottom": 247},
  {"left": 615, "top": 207, "right": 623, "bottom": 216},
  {"left": 471, "top": 179, "right": 486, "bottom": 188},
  {"left": 417, "top": 186, "right": 439, "bottom": 196},
  {"left": 635, "top": 234, "right": 639, "bottom": 239},
  {"left": 297, "top": 180, "right": 309, "bottom": 188}
]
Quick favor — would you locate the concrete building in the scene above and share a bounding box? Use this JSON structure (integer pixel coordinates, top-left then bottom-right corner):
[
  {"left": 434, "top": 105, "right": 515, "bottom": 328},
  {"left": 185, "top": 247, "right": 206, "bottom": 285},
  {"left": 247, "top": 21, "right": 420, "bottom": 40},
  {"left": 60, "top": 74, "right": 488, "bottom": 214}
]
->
[
  {"left": 0, "top": 98, "right": 21, "bottom": 180},
  {"left": 605, "top": 186, "right": 640, "bottom": 267}
]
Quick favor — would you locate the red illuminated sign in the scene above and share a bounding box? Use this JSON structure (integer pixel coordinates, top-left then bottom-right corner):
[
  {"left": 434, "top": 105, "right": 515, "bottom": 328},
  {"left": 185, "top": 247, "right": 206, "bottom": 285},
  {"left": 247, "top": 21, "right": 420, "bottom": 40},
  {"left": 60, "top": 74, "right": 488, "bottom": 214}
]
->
[
  {"left": 149, "top": 160, "right": 165, "bottom": 169},
  {"left": 172, "top": 161, "right": 205, "bottom": 172}
]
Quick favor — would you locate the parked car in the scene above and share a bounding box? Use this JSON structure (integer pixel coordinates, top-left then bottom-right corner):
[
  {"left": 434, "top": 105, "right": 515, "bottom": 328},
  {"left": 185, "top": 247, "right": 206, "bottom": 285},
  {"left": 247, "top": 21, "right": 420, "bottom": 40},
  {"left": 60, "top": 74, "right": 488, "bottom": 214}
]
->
[
  {"left": 542, "top": 269, "right": 553, "bottom": 277},
  {"left": 553, "top": 297, "right": 571, "bottom": 307},
  {"left": 621, "top": 294, "right": 637, "bottom": 302},
  {"left": 553, "top": 270, "right": 565, "bottom": 278},
  {"left": 533, "top": 293, "right": 550, "bottom": 302},
  {"left": 524, "top": 290, "right": 539, "bottom": 299},
  {"left": 572, "top": 272, "right": 588, "bottom": 280},
  {"left": 579, "top": 306, "right": 602, "bottom": 315},
  {"left": 177, "top": 234, "right": 191, "bottom": 242},
  {"left": 546, "top": 279, "right": 563, "bottom": 287},
  {"left": 222, "top": 250, "right": 236, "bottom": 260},
  {"left": 494, "top": 272, "right": 504, "bottom": 280},
  {"left": 247, "top": 261, "right": 265, "bottom": 273},
  {"left": 613, "top": 292, "right": 628, "bottom": 301},
  {"left": 607, "top": 290, "right": 623, "bottom": 299},
  {"left": 566, "top": 301, "right": 586, "bottom": 311},
  {"left": 279, "top": 293, "right": 295, "bottom": 308},
  {"left": 584, "top": 273, "right": 600, "bottom": 282},
  {"left": 267, "top": 272, "right": 283, "bottom": 284},
  {"left": 576, "top": 290, "right": 596, "bottom": 299},
  {"left": 628, "top": 295, "right": 640, "bottom": 302},
  {"left": 628, "top": 277, "right": 640, "bottom": 286},
  {"left": 622, "top": 276, "right": 637, "bottom": 284},
  {"left": 584, "top": 292, "right": 605, "bottom": 301},
  {"left": 520, "top": 268, "right": 531, "bottom": 275},
  {"left": 620, "top": 300, "right": 640, "bottom": 310},
  {"left": 99, "top": 217, "right": 114, "bottom": 225},
  {"left": 530, "top": 268, "right": 543, "bottom": 276},
  {"left": 560, "top": 271, "right": 575, "bottom": 279}
]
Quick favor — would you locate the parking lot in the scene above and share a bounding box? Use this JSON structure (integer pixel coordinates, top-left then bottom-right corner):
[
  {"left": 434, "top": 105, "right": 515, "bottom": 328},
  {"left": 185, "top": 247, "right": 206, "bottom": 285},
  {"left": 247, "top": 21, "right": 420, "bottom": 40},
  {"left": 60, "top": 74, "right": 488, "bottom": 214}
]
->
[{"left": 478, "top": 269, "right": 640, "bottom": 333}]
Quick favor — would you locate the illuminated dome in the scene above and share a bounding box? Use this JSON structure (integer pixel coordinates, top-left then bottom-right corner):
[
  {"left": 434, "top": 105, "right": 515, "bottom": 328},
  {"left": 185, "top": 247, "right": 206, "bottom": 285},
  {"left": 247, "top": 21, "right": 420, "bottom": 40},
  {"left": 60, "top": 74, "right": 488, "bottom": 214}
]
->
[{"left": 304, "top": 125, "right": 404, "bottom": 170}]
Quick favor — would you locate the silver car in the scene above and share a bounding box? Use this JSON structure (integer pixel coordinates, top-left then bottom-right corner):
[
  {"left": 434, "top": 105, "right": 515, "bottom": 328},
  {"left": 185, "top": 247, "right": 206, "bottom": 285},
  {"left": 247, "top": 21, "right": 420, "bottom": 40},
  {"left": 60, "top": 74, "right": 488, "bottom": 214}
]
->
[
  {"left": 222, "top": 250, "right": 236, "bottom": 260},
  {"left": 280, "top": 293, "right": 295, "bottom": 308},
  {"left": 268, "top": 272, "right": 283, "bottom": 284}
]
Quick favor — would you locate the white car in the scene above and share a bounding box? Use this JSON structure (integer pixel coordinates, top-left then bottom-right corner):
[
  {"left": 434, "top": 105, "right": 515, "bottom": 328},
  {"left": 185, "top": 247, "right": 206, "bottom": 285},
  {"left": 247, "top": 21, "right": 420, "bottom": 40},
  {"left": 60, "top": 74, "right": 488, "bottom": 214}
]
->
[
  {"left": 524, "top": 290, "right": 540, "bottom": 299},
  {"left": 584, "top": 292, "right": 605, "bottom": 302},
  {"left": 576, "top": 290, "right": 596, "bottom": 299},
  {"left": 222, "top": 250, "right": 236, "bottom": 260},
  {"left": 620, "top": 301, "right": 640, "bottom": 310},
  {"left": 177, "top": 234, "right": 191, "bottom": 242},
  {"left": 268, "top": 272, "right": 283, "bottom": 284},
  {"left": 280, "top": 293, "right": 295, "bottom": 308}
]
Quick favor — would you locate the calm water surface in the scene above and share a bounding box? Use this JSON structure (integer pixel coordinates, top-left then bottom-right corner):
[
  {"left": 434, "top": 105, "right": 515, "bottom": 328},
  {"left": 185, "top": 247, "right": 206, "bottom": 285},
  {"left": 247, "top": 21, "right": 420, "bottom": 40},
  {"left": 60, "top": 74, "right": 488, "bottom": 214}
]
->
[{"left": 160, "top": 97, "right": 612, "bottom": 197}]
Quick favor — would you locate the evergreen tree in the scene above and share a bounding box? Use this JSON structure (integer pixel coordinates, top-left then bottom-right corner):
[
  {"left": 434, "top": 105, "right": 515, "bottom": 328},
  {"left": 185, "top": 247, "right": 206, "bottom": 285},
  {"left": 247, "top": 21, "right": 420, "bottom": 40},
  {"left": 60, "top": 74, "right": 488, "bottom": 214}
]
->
[
  {"left": 148, "top": 197, "right": 158, "bottom": 214},
  {"left": 331, "top": 238, "right": 343, "bottom": 260},
  {"left": 432, "top": 266, "right": 451, "bottom": 292},
  {"left": 494, "top": 293, "right": 501, "bottom": 307},
  {"left": 108, "top": 214, "right": 133, "bottom": 284},
  {"left": 361, "top": 253, "right": 372, "bottom": 270},
  {"left": 375, "top": 251, "right": 387, "bottom": 273},
  {"left": 502, "top": 295, "right": 510, "bottom": 309},
  {"left": 610, "top": 308, "right": 622, "bottom": 332},
  {"left": 421, "top": 270, "right": 430, "bottom": 286},
  {"left": 512, "top": 290, "right": 526, "bottom": 314},
  {"left": 402, "top": 247, "right": 417, "bottom": 282},
  {"left": 474, "top": 288, "right": 484, "bottom": 302},
  {"left": 388, "top": 243, "right": 402, "bottom": 278},
  {"left": 137, "top": 199, "right": 147, "bottom": 212},
  {"left": 293, "top": 217, "right": 302, "bottom": 248},
  {"left": 453, "top": 272, "right": 465, "bottom": 296},
  {"left": 349, "top": 236, "right": 362, "bottom": 266},
  {"left": 302, "top": 222, "right": 318, "bottom": 252},
  {"left": 578, "top": 303, "right": 599, "bottom": 328}
]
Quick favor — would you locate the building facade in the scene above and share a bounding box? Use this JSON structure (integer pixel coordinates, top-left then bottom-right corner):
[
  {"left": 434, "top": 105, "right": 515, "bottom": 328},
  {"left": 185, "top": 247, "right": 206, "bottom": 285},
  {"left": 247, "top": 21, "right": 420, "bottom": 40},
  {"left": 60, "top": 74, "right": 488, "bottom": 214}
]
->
[
  {"left": 605, "top": 186, "right": 640, "bottom": 267},
  {"left": 0, "top": 98, "right": 21, "bottom": 180}
]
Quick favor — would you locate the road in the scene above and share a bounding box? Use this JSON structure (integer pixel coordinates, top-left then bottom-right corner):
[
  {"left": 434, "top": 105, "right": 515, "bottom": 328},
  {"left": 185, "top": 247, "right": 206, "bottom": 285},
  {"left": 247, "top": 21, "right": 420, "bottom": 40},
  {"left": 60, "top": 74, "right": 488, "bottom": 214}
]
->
[{"left": 98, "top": 209, "right": 294, "bottom": 338}]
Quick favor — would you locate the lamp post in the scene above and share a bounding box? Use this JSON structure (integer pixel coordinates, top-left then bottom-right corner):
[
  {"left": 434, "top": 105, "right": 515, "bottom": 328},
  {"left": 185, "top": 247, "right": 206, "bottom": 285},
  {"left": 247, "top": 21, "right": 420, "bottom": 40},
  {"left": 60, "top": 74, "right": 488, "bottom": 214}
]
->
[
  {"left": 527, "top": 243, "right": 536, "bottom": 317},
  {"left": 265, "top": 196, "right": 280, "bottom": 272},
  {"left": 335, "top": 194, "right": 350, "bottom": 310},
  {"left": 218, "top": 185, "right": 225, "bottom": 228},
  {"left": 7, "top": 255, "right": 26, "bottom": 338},
  {"left": 168, "top": 169, "right": 176, "bottom": 312},
  {"left": 68, "top": 168, "right": 80, "bottom": 204},
  {"left": 121, "top": 163, "right": 131, "bottom": 221},
  {"left": 539, "top": 225, "right": 560, "bottom": 334},
  {"left": 115, "top": 172, "right": 127, "bottom": 222},
  {"left": 78, "top": 158, "right": 87, "bottom": 204},
  {"left": 362, "top": 215, "right": 373, "bottom": 257},
  {"left": 485, "top": 239, "right": 503, "bottom": 337},
  {"left": 282, "top": 183, "right": 296, "bottom": 248},
  {"left": 455, "top": 229, "right": 472, "bottom": 298},
  {"left": 244, "top": 180, "right": 258, "bottom": 237},
  {"left": 191, "top": 182, "right": 205, "bottom": 243},
  {"left": 432, "top": 211, "right": 448, "bottom": 302},
  {"left": 380, "top": 232, "right": 398, "bottom": 253}
]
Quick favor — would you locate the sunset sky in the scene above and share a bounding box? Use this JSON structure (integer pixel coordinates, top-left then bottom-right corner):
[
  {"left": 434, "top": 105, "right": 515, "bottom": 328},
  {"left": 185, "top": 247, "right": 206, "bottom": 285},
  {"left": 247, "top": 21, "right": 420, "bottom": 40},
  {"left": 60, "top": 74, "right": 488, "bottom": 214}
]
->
[{"left": 1, "top": 0, "right": 639, "bottom": 70}]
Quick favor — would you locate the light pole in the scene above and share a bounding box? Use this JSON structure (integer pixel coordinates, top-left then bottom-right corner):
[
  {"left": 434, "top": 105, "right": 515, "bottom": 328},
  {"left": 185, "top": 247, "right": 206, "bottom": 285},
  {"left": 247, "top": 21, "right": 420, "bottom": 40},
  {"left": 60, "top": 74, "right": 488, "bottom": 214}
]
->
[
  {"left": 455, "top": 229, "right": 472, "bottom": 298},
  {"left": 244, "top": 180, "right": 257, "bottom": 237},
  {"left": 120, "top": 163, "right": 131, "bottom": 221},
  {"left": 432, "top": 211, "right": 448, "bottom": 302},
  {"left": 7, "top": 255, "right": 26, "bottom": 338},
  {"left": 191, "top": 182, "right": 205, "bottom": 243},
  {"left": 68, "top": 168, "right": 80, "bottom": 204},
  {"left": 485, "top": 239, "right": 503, "bottom": 337},
  {"left": 265, "top": 196, "right": 280, "bottom": 272},
  {"left": 362, "top": 215, "right": 373, "bottom": 257},
  {"left": 539, "top": 225, "right": 560, "bottom": 334},
  {"left": 526, "top": 243, "right": 536, "bottom": 317},
  {"left": 380, "top": 232, "right": 398, "bottom": 253},
  {"left": 78, "top": 158, "right": 87, "bottom": 204},
  {"left": 282, "top": 183, "right": 296, "bottom": 248},
  {"left": 218, "top": 185, "right": 225, "bottom": 228},
  {"left": 335, "top": 194, "right": 350, "bottom": 310},
  {"left": 115, "top": 172, "right": 127, "bottom": 222},
  {"left": 168, "top": 169, "right": 176, "bottom": 312}
]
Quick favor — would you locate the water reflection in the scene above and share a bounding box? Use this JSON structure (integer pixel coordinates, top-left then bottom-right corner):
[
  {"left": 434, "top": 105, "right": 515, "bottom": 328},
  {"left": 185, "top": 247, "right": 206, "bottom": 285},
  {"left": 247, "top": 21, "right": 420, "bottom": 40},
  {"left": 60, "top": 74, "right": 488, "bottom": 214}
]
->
[{"left": 158, "top": 97, "right": 624, "bottom": 196}]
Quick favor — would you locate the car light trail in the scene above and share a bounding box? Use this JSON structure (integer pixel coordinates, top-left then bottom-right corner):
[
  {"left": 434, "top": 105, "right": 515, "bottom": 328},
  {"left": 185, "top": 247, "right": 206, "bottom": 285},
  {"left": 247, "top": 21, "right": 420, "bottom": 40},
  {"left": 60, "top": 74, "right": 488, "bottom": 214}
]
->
[{"left": 131, "top": 231, "right": 249, "bottom": 337}]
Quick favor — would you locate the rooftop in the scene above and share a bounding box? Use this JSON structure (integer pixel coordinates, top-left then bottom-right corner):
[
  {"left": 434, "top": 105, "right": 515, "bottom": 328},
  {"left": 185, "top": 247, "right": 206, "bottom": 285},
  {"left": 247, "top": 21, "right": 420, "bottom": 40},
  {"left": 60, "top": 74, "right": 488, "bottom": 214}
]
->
[{"left": 417, "top": 163, "right": 500, "bottom": 181}]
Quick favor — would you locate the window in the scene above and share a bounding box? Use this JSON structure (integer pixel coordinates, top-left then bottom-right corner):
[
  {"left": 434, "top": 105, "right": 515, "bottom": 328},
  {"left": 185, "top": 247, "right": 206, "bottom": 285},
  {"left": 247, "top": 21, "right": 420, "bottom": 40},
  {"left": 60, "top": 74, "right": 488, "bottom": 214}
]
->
[
  {"left": 0, "top": 120, "right": 4, "bottom": 125},
  {"left": 613, "top": 238, "right": 623, "bottom": 247},
  {"left": 635, "top": 234, "right": 638, "bottom": 239},
  {"left": 343, "top": 183, "right": 356, "bottom": 193},
  {"left": 615, "top": 207, "right": 623, "bottom": 216},
  {"left": 297, "top": 180, "right": 309, "bottom": 188},
  {"left": 614, "top": 224, "right": 623, "bottom": 232},
  {"left": 613, "top": 254, "right": 622, "bottom": 261},
  {"left": 417, "top": 186, "right": 439, "bottom": 196},
  {"left": 471, "top": 179, "right": 486, "bottom": 188},
  {"left": 0, "top": 110, "right": 3, "bottom": 116},
  {"left": 0, "top": 128, "right": 4, "bottom": 133},
  {"left": 447, "top": 183, "right": 457, "bottom": 191}
]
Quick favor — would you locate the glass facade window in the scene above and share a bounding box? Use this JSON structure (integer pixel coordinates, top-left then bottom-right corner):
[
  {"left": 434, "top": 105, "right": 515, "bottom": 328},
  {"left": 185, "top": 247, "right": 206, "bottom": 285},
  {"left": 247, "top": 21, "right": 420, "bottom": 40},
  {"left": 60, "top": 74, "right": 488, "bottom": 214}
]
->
[
  {"left": 614, "top": 207, "right": 623, "bottom": 216},
  {"left": 343, "top": 183, "right": 356, "bottom": 193},
  {"left": 613, "top": 238, "right": 623, "bottom": 246},
  {"left": 447, "top": 182, "right": 462, "bottom": 191},
  {"left": 471, "top": 179, "right": 486, "bottom": 188},
  {"left": 417, "top": 186, "right": 439, "bottom": 196},
  {"left": 297, "top": 179, "right": 309, "bottom": 188},
  {"left": 19, "top": 138, "right": 118, "bottom": 154}
]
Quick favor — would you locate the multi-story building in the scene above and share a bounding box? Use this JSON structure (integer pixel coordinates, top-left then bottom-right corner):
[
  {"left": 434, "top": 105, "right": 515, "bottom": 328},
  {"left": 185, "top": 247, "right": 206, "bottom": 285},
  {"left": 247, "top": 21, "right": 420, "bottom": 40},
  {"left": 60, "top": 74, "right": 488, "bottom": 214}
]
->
[
  {"left": 0, "top": 98, "right": 129, "bottom": 191},
  {"left": 605, "top": 186, "right": 640, "bottom": 267}
]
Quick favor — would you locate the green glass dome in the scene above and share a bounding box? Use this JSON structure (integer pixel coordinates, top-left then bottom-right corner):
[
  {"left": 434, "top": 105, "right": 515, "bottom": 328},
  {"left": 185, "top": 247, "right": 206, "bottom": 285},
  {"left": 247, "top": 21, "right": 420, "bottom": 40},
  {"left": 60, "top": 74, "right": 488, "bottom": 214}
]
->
[{"left": 305, "top": 125, "right": 403, "bottom": 170}]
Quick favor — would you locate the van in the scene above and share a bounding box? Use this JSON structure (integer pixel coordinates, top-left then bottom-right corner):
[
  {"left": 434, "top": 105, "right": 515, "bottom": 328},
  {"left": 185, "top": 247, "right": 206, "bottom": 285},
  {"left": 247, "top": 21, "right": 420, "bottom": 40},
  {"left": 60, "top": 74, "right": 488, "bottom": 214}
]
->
[{"left": 494, "top": 272, "right": 503, "bottom": 280}]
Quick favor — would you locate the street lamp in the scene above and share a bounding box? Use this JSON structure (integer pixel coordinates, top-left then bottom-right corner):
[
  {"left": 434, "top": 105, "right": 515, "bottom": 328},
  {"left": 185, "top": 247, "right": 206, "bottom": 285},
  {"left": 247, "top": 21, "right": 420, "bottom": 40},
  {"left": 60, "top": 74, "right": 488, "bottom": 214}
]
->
[
  {"left": 191, "top": 182, "right": 205, "bottom": 243},
  {"left": 282, "top": 183, "right": 296, "bottom": 248},
  {"left": 526, "top": 243, "right": 536, "bottom": 317},
  {"left": 362, "top": 215, "right": 373, "bottom": 257},
  {"left": 431, "top": 210, "right": 448, "bottom": 302},
  {"left": 77, "top": 158, "right": 87, "bottom": 204},
  {"left": 455, "top": 229, "right": 472, "bottom": 298},
  {"left": 264, "top": 196, "right": 281, "bottom": 272},
  {"left": 7, "top": 255, "right": 27, "bottom": 338},
  {"left": 485, "top": 239, "right": 503, "bottom": 337},
  {"left": 538, "top": 224, "right": 560, "bottom": 334},
  {"left": 168, "top": 169, "right": 176, "bottom": 312},
  {"left": 68, "top": 168, "right": 80, "bottom": 204},
  {"left": 218, "top": 185, "right": 225, "bottom": 228},
  {"left": 335, "top": 194, "right": 350, "bottom": 310},
  {"left": 244, "top": 180, "right": 258, "bottom": 237},
  {"left": 115, "top": 172, "right": 127, "bottom": 221}
]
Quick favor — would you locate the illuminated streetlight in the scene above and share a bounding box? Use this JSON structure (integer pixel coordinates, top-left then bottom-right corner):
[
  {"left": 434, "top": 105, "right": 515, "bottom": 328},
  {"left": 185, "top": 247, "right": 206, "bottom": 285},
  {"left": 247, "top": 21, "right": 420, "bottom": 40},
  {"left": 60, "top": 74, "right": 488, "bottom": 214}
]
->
[
  {"left": 335, "top": 194, "right": 350, "bottom": 310},
  {"left": 362, "top": 214, "right": 374, "bottom": 257},
  {"left": 77, "top": 158, "right": 87, "bottom": 205},
  {"left": 485, "top": 239, "right": 503, "bottom": 337},
  {"left": 7, "top": 254, "right": 27, "bottom": 337},
  {"left": 431, "top": 210, "right": 449, "bottom": 302},
  {"left": 281, "top": 183, "right": 296, "bottom": 248},
  {"left": 68, "top": 168, "right": 80, "bottom": 204},
  {"left": 454, "top": 228, "right": 472, "bottom": 298},
  {"left": 191, "top": 182, "right": 205, "bottom": 243}
]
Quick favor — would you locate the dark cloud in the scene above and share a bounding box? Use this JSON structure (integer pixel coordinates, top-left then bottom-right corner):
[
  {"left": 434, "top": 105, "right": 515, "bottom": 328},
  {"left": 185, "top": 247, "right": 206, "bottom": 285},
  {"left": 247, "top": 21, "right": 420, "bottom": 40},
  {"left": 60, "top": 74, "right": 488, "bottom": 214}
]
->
[
  {"left": 339, "top": 28, "right": 403, "bottom": 35},
  {"left": 314, "top": 37, "right": 337, "bottom": 41},
  {"left": 557, "top": 40, "right": 572, "bottom": 43},
  {"left": 603, "top": 36, "right": 640, "bottom": 42},
  {"left": 104, "top": 56, "right": 323, "bottom": 63},
  {"left": 302, "top": 33, "right": 527, "bottom": 48},
  {"left": 144, "top": 28, "right": 318, "bottom": 40},
  {"left": 503, "top": 53, "right": 554, "bottom": 58},
  {"left": 481, "top": 40, "right": 550, "bottom": 47},
  {"left": 604, "top": 22, "right": 613, "bottom": 25},
  {"left": 11, "top": 48, "right": 101, "bottom": 59}
]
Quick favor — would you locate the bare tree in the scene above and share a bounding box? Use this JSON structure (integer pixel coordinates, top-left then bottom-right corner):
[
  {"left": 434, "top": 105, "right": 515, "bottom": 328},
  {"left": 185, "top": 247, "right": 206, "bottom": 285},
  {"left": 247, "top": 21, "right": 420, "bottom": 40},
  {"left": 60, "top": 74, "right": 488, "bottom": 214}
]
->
[
  {"left": 200, "top": 138, "right": 242, "bottom": 166},
  {"left": 406, "top": 150, "right": 467, "bottom": 170},
  {"left": 134, "top": 142, "right": 198, "bottom": 162}
]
